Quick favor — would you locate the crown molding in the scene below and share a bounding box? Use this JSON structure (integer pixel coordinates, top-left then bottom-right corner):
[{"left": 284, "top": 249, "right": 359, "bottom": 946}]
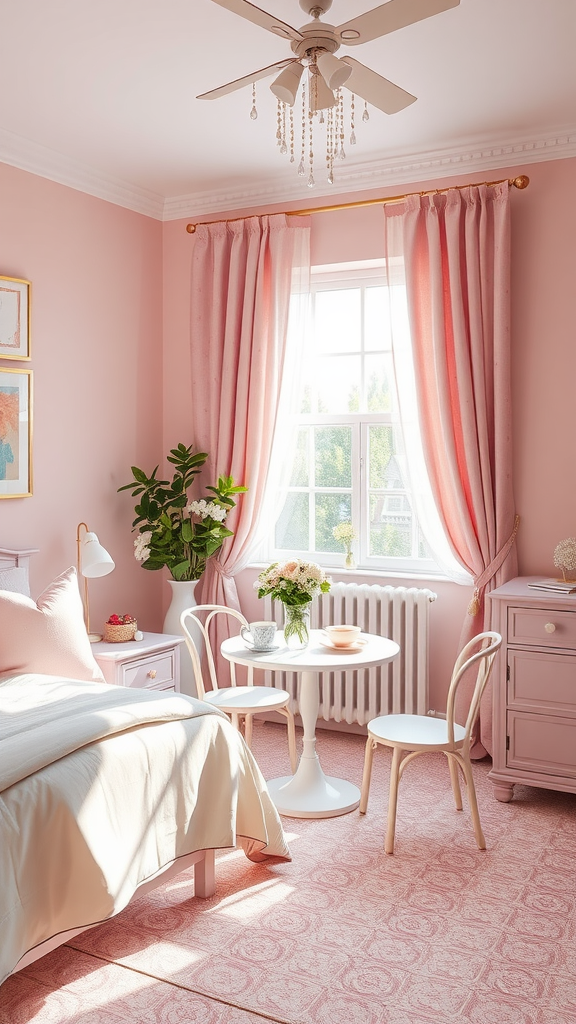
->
[
  {"left": 1, "top": 121, "right": 575, "bottom": 223},
  {"left": 164, "top": 123, "right": 576, "bottom": 221},
  {"left": 0, "top": 126, "right": 165, "bottom": 220}
]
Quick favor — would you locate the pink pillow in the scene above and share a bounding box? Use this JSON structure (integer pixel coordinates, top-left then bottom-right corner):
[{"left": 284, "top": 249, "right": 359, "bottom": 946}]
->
[{"left": 0, "top": 567, "right": 104, "bottom": 683}]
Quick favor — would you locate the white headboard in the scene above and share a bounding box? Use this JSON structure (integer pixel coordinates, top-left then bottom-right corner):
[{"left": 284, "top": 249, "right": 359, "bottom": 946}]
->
[
  {"left": 0, "top": 547, "right": 39, "bottom": 597},
  {"left": 0, "top": 547, "right": 39, "bottom": 571}
]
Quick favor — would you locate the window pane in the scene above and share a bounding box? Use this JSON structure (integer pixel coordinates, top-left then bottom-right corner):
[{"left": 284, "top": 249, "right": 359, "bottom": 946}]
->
[
  {"left": 364, "top": 354, "right": 393, "bottom": 413},
  {"left": 314, "top": 290, "right": 360, "bottom": 354},
  {"left": 365, "top": 286, "right": 391, "bottom": 351},
  {"left": 315, "top": 426, "right": 352, "bottom": 488},
  {"left": 368, "top": 424, "right": 399, "bottom": 489},
  {"left": 315, "top": 493, "right": 352, "bottom": 552},
  {"left": 290, "top": 428, "right": 309, "bottom": 487},
  {"left": 369, "top": 493, "right": 412, "bottom": 557},
  {"left": 316, "top": 355, "right": 361, "bottom": 413},
  {"left": 275, "top": 492, "right": 309, "bottom": 551}
]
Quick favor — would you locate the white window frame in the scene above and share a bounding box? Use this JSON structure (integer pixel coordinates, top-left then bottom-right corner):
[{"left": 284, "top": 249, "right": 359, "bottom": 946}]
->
[{"left": 269, "top": 260, "right": 442, "bottom": 576}]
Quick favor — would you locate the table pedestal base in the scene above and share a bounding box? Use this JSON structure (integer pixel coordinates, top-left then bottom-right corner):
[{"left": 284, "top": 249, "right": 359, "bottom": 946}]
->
[{"left": 267, "top": 753, "right": 360, "bottom": 819}]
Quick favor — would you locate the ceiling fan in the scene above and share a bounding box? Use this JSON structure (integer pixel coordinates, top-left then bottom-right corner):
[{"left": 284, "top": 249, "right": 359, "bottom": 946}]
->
[{"left": 197, "top": 0, "right": 460, "bottom": 115}]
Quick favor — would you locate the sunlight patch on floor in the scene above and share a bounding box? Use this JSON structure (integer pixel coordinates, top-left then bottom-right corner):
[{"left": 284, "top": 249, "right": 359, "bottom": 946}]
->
[{"left": 210, "top": 879, "right": 295, "bottom": 921}]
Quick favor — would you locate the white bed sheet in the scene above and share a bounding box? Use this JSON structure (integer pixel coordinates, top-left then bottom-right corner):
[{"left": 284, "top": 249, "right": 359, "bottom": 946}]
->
[{"left": 0, "top": 673, "right": 290, "bottom": 985}]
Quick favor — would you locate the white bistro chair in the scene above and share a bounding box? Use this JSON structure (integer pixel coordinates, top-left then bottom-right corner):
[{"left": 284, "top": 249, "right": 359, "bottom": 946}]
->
[
  {"left": 180, "top": 604, "right": 297, "bottom": 774},
  {"left": 360, "top": 631, "right": 502, "bottom": 854}
]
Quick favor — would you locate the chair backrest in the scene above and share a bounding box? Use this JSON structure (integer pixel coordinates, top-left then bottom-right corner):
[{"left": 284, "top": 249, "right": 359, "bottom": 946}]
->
[
  {"left": 180, "top": 604, "right": 249, "bottom": 700},
  {"left": 445, "top": 631, "right": 502, "bottom": 752}
]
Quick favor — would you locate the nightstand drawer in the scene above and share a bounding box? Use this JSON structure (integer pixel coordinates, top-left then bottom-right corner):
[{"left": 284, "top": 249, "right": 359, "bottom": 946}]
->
[
  {"left": 508, "top": 648, "right": 576, "bottom": 716},
  {"left": 508, "top": 606, "right": 576, "bottom": 651},
  {"left": 507, "top": 711, "right": 576, "bottom": 778},
  {"left": 121, "top": 651, "right": 177, "bottom": 690}
]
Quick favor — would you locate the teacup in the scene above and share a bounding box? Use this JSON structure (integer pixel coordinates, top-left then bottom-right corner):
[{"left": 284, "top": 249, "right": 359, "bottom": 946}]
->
[
  {"left": 240, "top": 620, "right": 277, "bottom": 651},
  {"left": 323, "top": 624, "right": 363, "bottom": 647}
]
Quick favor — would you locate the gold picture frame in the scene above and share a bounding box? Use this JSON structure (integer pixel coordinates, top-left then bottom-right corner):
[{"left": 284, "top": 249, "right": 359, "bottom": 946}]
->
[
  {"left": 0, "top": 276, "right": 31, "bottom": 360},
  {"left": 0, "top": 368, "right": 32, "bottom": 498}
]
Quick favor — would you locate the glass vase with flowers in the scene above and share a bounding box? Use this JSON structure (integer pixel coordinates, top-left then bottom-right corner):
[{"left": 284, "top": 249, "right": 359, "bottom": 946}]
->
[{"left": 255, "top": 559, "right": 331, "bottom": 649}]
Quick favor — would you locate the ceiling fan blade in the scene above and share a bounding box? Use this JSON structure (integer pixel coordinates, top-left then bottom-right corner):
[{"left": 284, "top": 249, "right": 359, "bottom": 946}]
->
[
  {"left": 337, "top": 0, "right": 459, "bottom": 45},
  {"left": 197, "top": 59, "right": 298, "bottom": 100},
  {"left": 341, "top": 57, "right": 416, "bottom": 114},
  {"left": 210, "top": 0, "right": 303, "bottom": 42}
]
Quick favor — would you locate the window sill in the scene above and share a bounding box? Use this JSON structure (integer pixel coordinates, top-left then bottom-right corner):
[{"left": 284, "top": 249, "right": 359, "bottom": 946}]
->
[{"left": 246, "top": 562, "right": 467, "bottom": 587}]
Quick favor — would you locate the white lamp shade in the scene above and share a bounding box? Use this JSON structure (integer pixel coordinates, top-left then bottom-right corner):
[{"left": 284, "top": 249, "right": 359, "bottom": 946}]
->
[
  {"left": 270, "top": 62, "right": 304, "bottom": 105},
  {"left": 317, "top": 51, "right": 352, "bottom": 90},
  {"left": 81, "top": 532, "right": 115, "bottom": 578}
]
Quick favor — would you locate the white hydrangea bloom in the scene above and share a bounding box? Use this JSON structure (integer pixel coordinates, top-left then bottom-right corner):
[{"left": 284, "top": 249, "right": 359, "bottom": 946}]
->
[
  {"left": 134, "top": 530, "right": 153, "bottom": 562},
  {"left": 187, "top": 499, "right": 227, "bottom": 522}
]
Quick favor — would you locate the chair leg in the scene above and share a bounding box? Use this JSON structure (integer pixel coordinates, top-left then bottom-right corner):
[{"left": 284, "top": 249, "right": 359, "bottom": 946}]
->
[
  {"left": 277, "top": 706, "right": 298, "bottom": 774},
  {"left": 446, "top": 752, "right": 463, "bottom": 811},
  {"left": 286, "top": 708, "right": 298, "bottom": 774},
  {"left": 359, "top": 737, "right": 376, "bottom": 814},
  {"left": 244, "top": 713, "right": 253, "bottom": 749},
  {"left": 385, "top": 747, "right": 403, "bottom": 855},
  {"left": 461, "top": 757, "right": 486, "bottom": 850}
]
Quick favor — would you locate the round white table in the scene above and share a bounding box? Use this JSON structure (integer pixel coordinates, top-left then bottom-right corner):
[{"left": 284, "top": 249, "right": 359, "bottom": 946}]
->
[{"left": 220, "top": 629, "right": 400, "bottom": 819}]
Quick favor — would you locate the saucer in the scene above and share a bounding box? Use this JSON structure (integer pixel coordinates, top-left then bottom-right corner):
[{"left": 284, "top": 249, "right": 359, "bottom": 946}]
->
[
  {"left": 242, "top": 642, "right": 280, "bottom": 653},
  {"left": 319, "top": 634, "right": 367, "bottom": 653}
]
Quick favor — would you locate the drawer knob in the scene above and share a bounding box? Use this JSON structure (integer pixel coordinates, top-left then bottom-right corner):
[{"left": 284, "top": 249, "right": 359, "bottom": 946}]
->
[
  {"left": 147, "top": 669, "right": 157, "bottom": 679},
  {"left": 544, "top": 622, "right": 556, "bottom": 634}
]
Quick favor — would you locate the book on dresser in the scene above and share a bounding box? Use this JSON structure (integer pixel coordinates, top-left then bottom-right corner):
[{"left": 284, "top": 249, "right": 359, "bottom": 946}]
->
[{"left": 527, "top": 578, "right": 576, "bottom": 594}]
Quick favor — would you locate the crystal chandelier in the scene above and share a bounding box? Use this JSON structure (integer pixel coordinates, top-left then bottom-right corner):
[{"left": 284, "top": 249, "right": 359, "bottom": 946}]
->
[{"left": 250, "top": 56, "right": 370, "bottom": 189}]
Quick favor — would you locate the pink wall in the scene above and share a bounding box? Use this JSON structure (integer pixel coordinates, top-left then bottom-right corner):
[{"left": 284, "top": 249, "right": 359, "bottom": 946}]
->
[
  {"left": 2, "top": 153, "right": 574, "bottom": 710},
  {"left": 163, "top": 156, "right": 576, "bottom": 711},
  {"left": 0, "top": 162, "right": 164, "bottom": 633}
]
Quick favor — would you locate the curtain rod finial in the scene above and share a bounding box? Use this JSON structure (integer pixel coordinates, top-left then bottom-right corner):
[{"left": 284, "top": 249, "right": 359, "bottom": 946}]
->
[
  {"left": 512, "top": 175, "right": 529, "bottom": 190},
  {"left": 186, "top": 223, "right": 196, "bottom": 233}
]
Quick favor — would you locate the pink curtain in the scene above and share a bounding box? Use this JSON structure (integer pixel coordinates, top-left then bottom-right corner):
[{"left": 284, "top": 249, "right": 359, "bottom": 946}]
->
[
  {"left": 384, "top": 183, "right": 518, "bottom": 756},
  {"left": 189, "top": 213, "right": 310, "bottom": 622}
]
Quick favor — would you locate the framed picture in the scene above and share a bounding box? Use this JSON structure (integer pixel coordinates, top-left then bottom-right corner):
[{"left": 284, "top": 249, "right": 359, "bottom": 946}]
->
[
  {"left": 0, "top": 276, "right": 31, "bottom": 360},
  {"left": 0, "top": 368, "right": 32, "bottom": 498}
]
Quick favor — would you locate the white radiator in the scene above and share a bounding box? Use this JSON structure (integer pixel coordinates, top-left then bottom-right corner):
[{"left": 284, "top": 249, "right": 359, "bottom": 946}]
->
[{"left": 263, "top": 582, "right": 437, "bottom": 726}]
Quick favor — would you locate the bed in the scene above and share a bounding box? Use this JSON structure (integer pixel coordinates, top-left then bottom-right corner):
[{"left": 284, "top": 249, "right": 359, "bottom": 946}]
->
[{"left": 0, "top": 549, "right": 290, "bottom": 986}]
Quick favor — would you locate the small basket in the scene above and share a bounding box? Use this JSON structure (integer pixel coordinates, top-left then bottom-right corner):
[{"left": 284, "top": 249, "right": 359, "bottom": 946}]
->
[{"left": 103, "top": 621, "right": 137, "bottom": 643}]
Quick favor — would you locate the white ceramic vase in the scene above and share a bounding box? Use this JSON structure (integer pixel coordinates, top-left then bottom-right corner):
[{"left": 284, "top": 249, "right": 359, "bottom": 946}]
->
[{"left": 162, "top": 579, "right": 199, "bottom": 697}]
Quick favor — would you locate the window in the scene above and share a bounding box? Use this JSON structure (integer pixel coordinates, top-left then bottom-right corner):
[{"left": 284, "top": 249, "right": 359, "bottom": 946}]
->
[{"left": 271, "top": 261, "right": 440, "bottom": 574}]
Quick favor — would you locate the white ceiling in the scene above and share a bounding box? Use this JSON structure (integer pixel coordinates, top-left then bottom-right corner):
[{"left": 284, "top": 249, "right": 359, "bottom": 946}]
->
[{"left": 1, "top": 0, "right": 574, "bottom": 219}]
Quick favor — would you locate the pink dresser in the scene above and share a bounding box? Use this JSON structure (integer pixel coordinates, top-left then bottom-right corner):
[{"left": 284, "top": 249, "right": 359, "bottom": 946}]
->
[{"left": 488, "top": 577, "right": 576, "bottom": 802}]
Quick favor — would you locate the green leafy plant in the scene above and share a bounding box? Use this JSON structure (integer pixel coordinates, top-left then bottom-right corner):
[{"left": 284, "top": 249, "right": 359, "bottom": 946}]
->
[{"left": 118, "top": 443, "right": 247, "bottom": 581}]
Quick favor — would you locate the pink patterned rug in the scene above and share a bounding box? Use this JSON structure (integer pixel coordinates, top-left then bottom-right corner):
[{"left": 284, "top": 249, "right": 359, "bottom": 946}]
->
[{"left": 3, "top": 722, "right": 576, "bottom": 1024}]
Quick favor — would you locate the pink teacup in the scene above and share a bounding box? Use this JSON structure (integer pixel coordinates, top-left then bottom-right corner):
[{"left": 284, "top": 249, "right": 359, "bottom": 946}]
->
[{"left": 323, "top": 624, "right": 362, "bottom": 647}]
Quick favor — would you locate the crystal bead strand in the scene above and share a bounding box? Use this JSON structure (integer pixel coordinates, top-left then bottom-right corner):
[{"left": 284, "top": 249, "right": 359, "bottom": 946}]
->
[
  {"left": 338, "top": 90, "right": 346, "bottom": 159},
  {"left": 350, "top": 93, "right": 356, "bottom": 145},
  {"left": 280, "top": 102, "right": 287, "bottom": 155},
  {"left": 298, "top": 76, "right": 306, "bottom": 176},
  {"left": 289, "top": 104, "right": 295, "bottom": 163},
  {"left": 308, "top": 101, "right": 315, "bottom": 187},
  {"left": 326, "top": 104, "right": 334, "bottom": 184},
  {"left": 250, "top": 82, "right": 258, "bottom": 120}
]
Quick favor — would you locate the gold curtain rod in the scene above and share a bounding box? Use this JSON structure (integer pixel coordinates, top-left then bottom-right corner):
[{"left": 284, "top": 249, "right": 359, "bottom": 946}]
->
[{"left": 185, "top": 175, "right": 529, "bottom": 233}]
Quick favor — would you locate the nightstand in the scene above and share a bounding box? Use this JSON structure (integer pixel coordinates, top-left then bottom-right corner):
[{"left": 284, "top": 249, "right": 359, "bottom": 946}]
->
[
  {"left": 488, "top": 577, "right": 576, "bottom": 802},
  {"left": 93, "top": 632, "right": 185, "bottom": 692}
]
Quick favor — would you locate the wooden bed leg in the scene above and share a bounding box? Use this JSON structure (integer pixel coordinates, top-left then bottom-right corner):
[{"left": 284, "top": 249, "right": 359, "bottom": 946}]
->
[{"left": 194, "top": 849, "right": 216, "bottom": 898}]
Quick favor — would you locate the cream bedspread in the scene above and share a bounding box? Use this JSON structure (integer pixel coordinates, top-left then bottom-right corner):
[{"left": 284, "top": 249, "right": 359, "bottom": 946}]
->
[{"left": 0, "top": 674, "right": 290, "bottom": 985}]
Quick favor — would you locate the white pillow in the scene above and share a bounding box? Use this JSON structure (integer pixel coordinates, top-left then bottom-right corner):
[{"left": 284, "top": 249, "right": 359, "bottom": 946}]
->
[
  {"left": 0, "top": 566, "right": 30, "bottom": 597},
  {"left": 0, "top": 567, "right": 104, "bottom": 683}
]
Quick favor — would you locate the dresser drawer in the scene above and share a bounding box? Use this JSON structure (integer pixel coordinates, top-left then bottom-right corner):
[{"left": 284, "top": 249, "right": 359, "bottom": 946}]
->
[
  {"left": 121, "top": 650, "right": 177, "bottom": 690},
  {"left": 508, "top": 606, "right": 576, "bottom": 651},
  {"left": 508, "top": 648, "right": 576, "bottom": 716},
  {"left": 507, "top": 711, "right": 576, "bottom": 779}
]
